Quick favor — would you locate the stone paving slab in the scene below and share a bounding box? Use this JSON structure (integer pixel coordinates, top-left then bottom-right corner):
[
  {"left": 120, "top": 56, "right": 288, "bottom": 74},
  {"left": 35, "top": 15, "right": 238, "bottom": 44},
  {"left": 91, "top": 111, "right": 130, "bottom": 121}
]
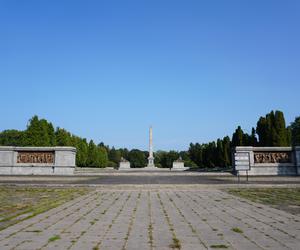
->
[{"left": 0, "top": 186, "right": 299, "bottom": 250}]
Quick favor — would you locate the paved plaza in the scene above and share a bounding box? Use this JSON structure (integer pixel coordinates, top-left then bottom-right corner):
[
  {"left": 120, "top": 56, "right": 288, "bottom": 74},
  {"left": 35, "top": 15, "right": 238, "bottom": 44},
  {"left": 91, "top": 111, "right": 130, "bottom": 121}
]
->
[{"left": 0, "top": 185, "right": 299, "bottom": 250}]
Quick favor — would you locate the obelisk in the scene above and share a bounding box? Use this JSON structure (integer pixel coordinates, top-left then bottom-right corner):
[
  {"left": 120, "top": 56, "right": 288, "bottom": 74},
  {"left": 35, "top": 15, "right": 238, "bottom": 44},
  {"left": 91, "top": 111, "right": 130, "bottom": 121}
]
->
[{"left": 147, "top": 126, "right": 155, "bottom": 168}]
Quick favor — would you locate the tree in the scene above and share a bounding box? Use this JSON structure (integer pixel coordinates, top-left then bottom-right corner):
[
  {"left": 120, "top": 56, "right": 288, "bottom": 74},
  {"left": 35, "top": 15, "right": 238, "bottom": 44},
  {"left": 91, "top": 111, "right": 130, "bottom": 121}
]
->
[
  {"left": 222, "top": 136, "right": 231, "bottom": 167},
  {"left": 232, "top": 126, "right": 244, "bottom": 147},
  {"left": 256, "top": 117, "right": 268, "bottom": 146},
  {"left": 216, "top": 139, "right": 224, "bottom": 167},
  {"left": 128, "top": 149, "right": 147, "bottom": 168},
  {"left": 256, "top": 110, "right": 290, "bottom": 146},
  {"left": 97, "top": 146, "right": 108, "bottom": 168},
  {"left": 74, "top": 137, "right": 88, "bottom": 167},
  {"left": 273, "top": 111, "right": 289, "bottom": 146},
  {"left": 159, "top": 151, "right": 179, "bottom": 168},
  {"left": 108, "top": 147, "right": 122, "bottom": 164},
  {"left": 55, "top": 128, "right": 72, "bottom": 146},
  {"left": 23, "top": 116, "right": 55, "bottom": 146},
  {"left": 290, "top": 117, "right": 300, "bottom": 146},
  {"left": 87, "top": 140, "right": 99, "bottom": 167},
  {"left": 188, "top": 143, "right": 202, "bottom": 167},
  {"left": 250, "top": 127, "right": 258, "bottom": 146},
  {"left": 0, "top": 130, "right": 24, "bottom": 146}
]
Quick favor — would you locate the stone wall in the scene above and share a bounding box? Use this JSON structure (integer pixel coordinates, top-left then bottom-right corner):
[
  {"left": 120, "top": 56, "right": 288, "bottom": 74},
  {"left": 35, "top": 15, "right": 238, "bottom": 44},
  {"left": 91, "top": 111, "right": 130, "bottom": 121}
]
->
[
  {"left": 234, "top": 146, "right": 300, "bottom": 176},
  {"left": 0, "top": 146, "right": 76, "bottom": 175}
]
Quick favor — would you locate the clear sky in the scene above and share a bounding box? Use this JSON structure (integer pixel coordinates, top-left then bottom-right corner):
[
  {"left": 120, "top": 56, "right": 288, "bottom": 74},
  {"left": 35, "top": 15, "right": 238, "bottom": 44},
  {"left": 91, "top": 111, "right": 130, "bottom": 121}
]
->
[{"left": 1, "top": 0, "right": 299, "bottom": 151}]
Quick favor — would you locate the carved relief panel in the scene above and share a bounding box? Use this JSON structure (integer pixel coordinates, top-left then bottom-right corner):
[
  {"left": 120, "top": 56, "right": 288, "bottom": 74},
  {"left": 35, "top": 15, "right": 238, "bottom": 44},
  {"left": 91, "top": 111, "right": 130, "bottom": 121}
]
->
[
  {"left": 254, "top": 152, "right": 292, "bottom": 164},
  {"left": 17, "top": 151, "right": 55, "bottom": 164}
]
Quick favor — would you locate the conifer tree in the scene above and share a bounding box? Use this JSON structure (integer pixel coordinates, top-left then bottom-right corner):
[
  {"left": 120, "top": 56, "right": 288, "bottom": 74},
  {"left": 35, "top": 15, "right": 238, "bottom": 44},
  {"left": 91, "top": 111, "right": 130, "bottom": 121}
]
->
[
  {"left": 291, "top": 117, "right": 300, "bottom": 146},
  {"left": 256, "top": 110, "right": 290, "bottom": 146},
  {"left": 55, "top": 128, "right": 72, "bottom": 146},
  {"left": 273, "top": 111, "right": 289, "bottom": 146},
  {"left": 98, "top": 146, "right": 108, "bottom": 168},
  {"left": 24, "top": 116, "right": 53, "bottom": 146},
  {"left": 222, "top": 136, "right": 231, "bottom": 167},
  {"left": 216, "top": 139, "right": 224, "bottom": 167},
  {"left": 87, "top": 140, "right": 99, "bottom": 167},
  {"left": 232, "top": 126, "right": 244, "bottom": 147}
]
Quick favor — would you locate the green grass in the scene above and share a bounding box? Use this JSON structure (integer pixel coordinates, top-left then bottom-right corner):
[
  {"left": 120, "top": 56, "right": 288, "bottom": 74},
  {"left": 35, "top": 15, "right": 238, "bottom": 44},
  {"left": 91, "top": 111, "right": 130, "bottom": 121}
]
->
[
  {"left": 227, "top": 188, "right": 300, "bottom": 215},
  {"left": 48, "top": 235, "right": 61, "bottom": 242},
  {"left": 232, "top": 227, "right": 243, "bottom": 234},
  {"left": 170, "top": 237, "right": 181, "bottom": 249},
  {"left": 0, "top": 186, "right": 90, "bottom": 231},
  {"left": 210, "top": 244, "right": 228, "bottom": 249}
]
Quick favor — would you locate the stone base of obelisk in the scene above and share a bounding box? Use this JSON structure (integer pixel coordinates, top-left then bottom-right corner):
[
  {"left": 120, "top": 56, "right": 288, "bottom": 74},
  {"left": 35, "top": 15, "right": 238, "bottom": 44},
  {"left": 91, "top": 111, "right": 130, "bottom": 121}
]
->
[
  {"left": 145, "top": 157, "right": 157, "bottom": 169},
  {"left": 145, "top": 164, "right": 157, "bottom": 169}
]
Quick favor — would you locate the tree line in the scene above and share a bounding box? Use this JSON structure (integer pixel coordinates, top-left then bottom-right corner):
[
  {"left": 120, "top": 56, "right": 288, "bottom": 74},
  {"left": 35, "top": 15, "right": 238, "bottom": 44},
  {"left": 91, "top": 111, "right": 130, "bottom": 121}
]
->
[{"left": 0, "top": 111, "right": 299, "bottom": 168}]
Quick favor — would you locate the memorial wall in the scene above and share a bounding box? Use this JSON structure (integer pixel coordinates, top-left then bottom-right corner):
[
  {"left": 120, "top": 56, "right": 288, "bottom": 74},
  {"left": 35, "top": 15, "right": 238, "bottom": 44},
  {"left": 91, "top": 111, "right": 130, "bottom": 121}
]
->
[
  {"left": 0, "top": 146, "right": 76, "bottom": 175},
  {"left": 234, "top": 146, "right": 300, "bottom": 176}
]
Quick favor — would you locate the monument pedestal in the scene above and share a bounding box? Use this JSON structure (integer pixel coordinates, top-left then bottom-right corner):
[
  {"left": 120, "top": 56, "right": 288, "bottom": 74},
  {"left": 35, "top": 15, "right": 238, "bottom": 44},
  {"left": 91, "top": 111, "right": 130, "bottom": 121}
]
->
[
  {"left": 172, "top": 157, "right": 189, "bottom": 171},
  {"left": 118, "top": 158, "right": 131, "bottom": 170},
  {"left": 146, "top": 156, "right": 156, "bottom": 168}
]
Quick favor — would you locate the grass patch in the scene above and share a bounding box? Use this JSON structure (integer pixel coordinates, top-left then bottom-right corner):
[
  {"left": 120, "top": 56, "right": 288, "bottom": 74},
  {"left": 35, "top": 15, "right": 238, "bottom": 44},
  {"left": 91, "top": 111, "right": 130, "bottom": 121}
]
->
[
  {"left": 210, "top": 244, "right": 228, "bottom": 249},
  {"left": 227, "top": 188, "right": 300, "bottom": 215},
  {"left": 232, "top": 227, "right": 243, "bottom": 234},
  {"left": 170, "top": 237, "right": 181, "bottom": 249},
  {"left": 48, "top": 235, "right": 61, "bottom": 242},
  {"left": 0, "top": 186, "right": 91, "bottom": 231},
  {"left": 25, "top": 229, "right": 42, "bottom": 233}
]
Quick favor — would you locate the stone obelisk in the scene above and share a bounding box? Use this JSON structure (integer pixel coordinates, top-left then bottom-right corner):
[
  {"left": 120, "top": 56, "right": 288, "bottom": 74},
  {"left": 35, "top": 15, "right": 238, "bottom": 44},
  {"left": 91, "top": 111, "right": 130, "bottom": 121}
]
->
[{"left": 146, "top": 126, "right": 155, "bottom": 168}]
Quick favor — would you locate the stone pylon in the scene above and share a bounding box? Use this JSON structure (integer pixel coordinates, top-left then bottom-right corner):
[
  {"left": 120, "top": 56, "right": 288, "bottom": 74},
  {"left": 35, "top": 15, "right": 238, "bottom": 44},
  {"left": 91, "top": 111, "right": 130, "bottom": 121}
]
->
[{"left": 146, "top": 126, "right": 156, "bottom": 168}]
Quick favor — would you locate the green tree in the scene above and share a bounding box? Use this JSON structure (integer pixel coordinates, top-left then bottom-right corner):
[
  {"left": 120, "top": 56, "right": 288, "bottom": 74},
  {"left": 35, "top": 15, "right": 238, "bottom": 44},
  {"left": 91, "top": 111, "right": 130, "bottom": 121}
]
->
[
  {"left": 160, "top": 151, "right": 179, "bottom": 168},
  {"left": 222, "top": 136, "right": 231, "bottom": 167},
  {"left": 273, "top": 111, "right": 289, "bottom": 146},
  {"left": 250, "top": 127, "right": 258, "bottom": 146},
  {"left": 232, "top": 126, "right": 244, "bottom": 147},
  {"left": 128, "top": 149, "right": 147, "bottom": 168},
  {"left": 290, "top": 117, "right": 300, "bottom": 146},
  {"left": 108, "top": 147, "right": 122, "bottom": 164},
  {"left": 74, "top": 137, "right": 89, "bottom": 167},
  {"left": 97, "top": 146, "right": 108, "bottom": 168},
  {"left": 24, "top": 116, "right": 55, "bottom": 146},
  {"left": 216, "top": 139, "right": 224, "bottom": 167},
  {"left": 256, "top": 117, "right": 268, "bottom": 146},
  {"left": 55, "top": 128, "right": 72, "bottom": 146},
  {"left": 188, "top": 143, "right": 202, "bottom": 167},
  {"left": 87, "top": 140, "right": 99, "bottom": 167},
  {"left": 256, "top": 110, "right": 290, "bottom": 146},
  {"left": 0, "top": 130, "right": 24, "bottom": 146}
]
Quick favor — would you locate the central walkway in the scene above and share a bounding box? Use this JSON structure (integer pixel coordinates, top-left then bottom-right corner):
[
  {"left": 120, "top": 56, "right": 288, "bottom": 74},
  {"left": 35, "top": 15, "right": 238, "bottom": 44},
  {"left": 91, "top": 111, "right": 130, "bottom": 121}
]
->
[{"left": 0, "top": 186, "right": 299, "bottom": 250}]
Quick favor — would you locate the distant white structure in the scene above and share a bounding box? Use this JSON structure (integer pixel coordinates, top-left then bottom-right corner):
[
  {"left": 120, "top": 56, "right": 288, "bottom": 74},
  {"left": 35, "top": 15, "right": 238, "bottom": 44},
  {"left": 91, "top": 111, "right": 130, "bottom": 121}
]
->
[
  {"left": 119, "top": 157, "right": 131, "bottom": 169},
  {"left": 146, "top": 126, "right": 156, "bottom": 168},
  {"left": 172, "top": 157, "right": 189, "bottom": 170}
]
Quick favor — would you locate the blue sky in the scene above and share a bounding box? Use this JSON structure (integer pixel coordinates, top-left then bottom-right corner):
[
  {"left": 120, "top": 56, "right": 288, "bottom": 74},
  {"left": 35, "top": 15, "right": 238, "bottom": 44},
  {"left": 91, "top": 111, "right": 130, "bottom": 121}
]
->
[{"left": 1, "top": 0, "right": 299, "bottom": 150}]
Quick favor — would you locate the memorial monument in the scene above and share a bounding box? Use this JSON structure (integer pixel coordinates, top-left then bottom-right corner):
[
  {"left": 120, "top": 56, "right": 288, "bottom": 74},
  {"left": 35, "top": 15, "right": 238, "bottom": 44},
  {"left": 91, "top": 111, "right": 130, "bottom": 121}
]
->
[
  {"left": 172, "top": 156, "right": 189, "bottom": 170},
  {"left": 119, "top": 157, "right": 131, "bottom": 169},
  {"left": 146, "top": 126, "right": 156, "bottom": 168},
  {"left": 0, "top": 146, "right": 76, "bottom": 175}
]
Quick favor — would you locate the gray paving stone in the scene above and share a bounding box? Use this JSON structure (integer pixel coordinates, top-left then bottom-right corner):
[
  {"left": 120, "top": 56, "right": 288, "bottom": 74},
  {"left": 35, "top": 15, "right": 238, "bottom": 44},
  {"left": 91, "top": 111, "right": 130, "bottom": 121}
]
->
[{"left": 0, "top": 186, "right": 299, "bottom": 250}]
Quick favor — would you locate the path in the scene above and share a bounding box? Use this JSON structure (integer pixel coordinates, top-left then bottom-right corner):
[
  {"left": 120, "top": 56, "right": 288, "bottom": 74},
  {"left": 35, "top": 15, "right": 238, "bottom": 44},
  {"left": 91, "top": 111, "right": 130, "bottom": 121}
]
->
[{"left": 0, "top": 186, "right": 299, "bottom": 250}]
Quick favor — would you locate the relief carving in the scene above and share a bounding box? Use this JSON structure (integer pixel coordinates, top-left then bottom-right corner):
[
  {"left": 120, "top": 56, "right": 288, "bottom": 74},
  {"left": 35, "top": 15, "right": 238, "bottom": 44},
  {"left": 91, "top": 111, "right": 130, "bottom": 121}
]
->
[
  {"left": 254, "top": 152, "right": 291, "bottom": 164},
  {"left": 17, "top": 151, "right": 54, "bottom": 164}
]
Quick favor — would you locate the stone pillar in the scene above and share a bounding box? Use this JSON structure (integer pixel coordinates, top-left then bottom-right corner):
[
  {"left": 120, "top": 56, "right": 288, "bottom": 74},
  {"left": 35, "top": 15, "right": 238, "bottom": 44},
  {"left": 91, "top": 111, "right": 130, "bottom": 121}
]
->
[
  {"left": 146, "top": 126, "right": 156, "bottom": 168},
  {"left": 295, "top": 146, "right": 300, "bottom": 175}
]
